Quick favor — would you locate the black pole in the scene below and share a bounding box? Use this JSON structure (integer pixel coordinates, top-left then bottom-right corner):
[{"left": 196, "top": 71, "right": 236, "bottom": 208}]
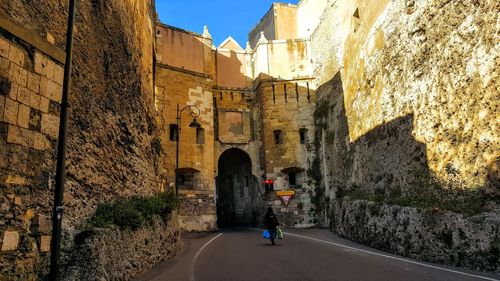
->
[{"left": 49, "top": 0, "right": 77, "bottom": 279}]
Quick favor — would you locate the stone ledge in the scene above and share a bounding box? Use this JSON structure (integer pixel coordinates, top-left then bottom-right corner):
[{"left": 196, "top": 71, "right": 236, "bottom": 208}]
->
[{"left": 0, "top": 17, "right": 65, "bottom": 64}]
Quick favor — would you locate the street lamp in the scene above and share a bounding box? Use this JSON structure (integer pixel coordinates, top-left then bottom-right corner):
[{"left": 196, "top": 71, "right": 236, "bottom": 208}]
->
[{"left": 175, "top": 104, "right": 202, "bottom": 196}]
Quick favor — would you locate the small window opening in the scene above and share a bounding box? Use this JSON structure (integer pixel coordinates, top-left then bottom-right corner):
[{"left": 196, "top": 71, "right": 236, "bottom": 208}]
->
[
  {"left": 288, "top": 172, "right": 297, "bottom": 187},
  {"left": 177, "top": 168, "right": 200, "bottom": 190},
  {"left": 196, "top": 128, "right": 205, "bottom": 144},
  {"left": 274, "top": 130, "right": 283, "bottom": 144},
  {"left": 299, "top": 129, "right": 308, "bottom": 144},
  {"left": 169, "top": 124, "right": 178, "bottom": 141}
]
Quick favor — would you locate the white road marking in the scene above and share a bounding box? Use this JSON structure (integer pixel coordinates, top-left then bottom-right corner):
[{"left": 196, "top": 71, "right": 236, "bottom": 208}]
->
[
  {"left": 284, "top": 232, "right": 499, "bottom": 281},
  {"left": 189, "top": 233, "right": 223, "bottom": 281}
]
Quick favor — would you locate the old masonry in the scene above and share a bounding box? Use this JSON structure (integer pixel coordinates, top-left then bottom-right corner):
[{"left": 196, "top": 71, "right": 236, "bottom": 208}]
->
[{"left": 0, "top": 0, "right": 499, "bottom": 279}]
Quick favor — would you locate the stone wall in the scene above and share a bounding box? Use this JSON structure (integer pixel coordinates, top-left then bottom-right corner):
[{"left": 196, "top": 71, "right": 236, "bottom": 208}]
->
[
  {"left": 311, "top": 0, "right": 499, "bottom": 198},
  {"left": 61, "top": 216, "right": 181, "bottom": 281},
  {"left": 0, "top": 29, "right": 63, "bottom": 280},
  {"left": 0, "top": 0, "right": 173, "bottom": 279},
  {"left": 155, "top": 56, "right": 216, "bottom": 231},
  {"left": 308, "top": 0, "right": 499, "bottom": 271},
  {"left": 333, "top": 198, "right": 500, "bottom": 272}
]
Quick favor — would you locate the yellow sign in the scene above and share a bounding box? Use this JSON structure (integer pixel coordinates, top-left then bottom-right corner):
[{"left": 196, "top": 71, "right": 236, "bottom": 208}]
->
[
  {"left": 276, "top": 190, "right": 295, "bottom": 206},
  {"left": 276, "top": 190, "right": 295, "bottom": 196}
]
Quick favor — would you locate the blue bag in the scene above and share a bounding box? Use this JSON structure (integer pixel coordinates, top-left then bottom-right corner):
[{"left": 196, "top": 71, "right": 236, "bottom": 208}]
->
[{"left": 262, "top": 230, "right": 271, "bottom": 239}]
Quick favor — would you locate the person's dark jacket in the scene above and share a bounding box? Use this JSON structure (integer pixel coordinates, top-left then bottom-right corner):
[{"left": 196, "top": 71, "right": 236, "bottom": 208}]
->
[{"left": 264, "top": 211, "right": 279, "bottom": 231}]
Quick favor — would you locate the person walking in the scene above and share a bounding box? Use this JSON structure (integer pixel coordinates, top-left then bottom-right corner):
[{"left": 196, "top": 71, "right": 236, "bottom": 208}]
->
[{"left": 264, "top": 207, "right": 280, "bottom": 245}]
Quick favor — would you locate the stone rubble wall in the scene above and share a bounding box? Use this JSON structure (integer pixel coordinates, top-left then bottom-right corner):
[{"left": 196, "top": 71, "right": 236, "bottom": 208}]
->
[
  {"left": 308, "top": 0, "right": 499, "bottom": 272},
  {"left": 311, "top": 0, "right": 499, "bottom": 194},
  {"left": 61, "top": 216, "right": 182, "bottom": 281},
  {"left": 0, "top": 0, "right": 178, "bottom": 280},
  {"left": 333, "top": 198, "right": 500, "bottom": 272}
]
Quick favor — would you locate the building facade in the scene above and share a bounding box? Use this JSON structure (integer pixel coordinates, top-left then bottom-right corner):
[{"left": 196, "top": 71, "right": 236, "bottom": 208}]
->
[{"left": 155, "top": 1, "right": 327, "bottom": 231}]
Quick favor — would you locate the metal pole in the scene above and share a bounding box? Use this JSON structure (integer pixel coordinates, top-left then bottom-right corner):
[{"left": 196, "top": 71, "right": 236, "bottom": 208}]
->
[
  {"left": 175, "top": 104, "right": 180, "bottom": 196},
  {"left": 49, "top": 0, "right": 77, "bottom": 279}
]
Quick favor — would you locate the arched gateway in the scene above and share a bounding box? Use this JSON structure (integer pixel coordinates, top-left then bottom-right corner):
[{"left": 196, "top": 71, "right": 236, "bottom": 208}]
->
[{"left": 216, "top": 148, "right": 260, "bottom": 227}]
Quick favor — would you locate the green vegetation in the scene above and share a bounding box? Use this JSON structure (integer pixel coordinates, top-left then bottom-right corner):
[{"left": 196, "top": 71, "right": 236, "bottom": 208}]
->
[
  {"left": 338, "top": 183, "right": 492, "bottom": 216},
  {"left": 86, "top": 192, "right": 179, "bottom": 230},
  {"left": 307, "top": 157, "right": 329, "bottom": 218}
]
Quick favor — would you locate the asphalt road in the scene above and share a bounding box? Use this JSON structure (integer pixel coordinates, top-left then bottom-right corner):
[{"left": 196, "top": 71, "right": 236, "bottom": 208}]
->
[{"left": 134, "top": 229, "right": 500, "bottom": 281}]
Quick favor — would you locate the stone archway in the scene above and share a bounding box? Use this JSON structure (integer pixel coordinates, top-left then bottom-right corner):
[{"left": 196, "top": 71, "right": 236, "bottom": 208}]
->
[{"left": 216, "top": 148, "right": 259, "bottom": 227}]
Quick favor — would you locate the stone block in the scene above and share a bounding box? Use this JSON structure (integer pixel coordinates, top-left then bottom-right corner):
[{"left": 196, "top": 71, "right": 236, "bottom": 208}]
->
[
  {"left": 8, "top": 44, "right": 25, "bottom": 66},
  {"left": 39, "top": 96, "right": 49, "bottom": 113},
  {"left": 40, "top": 236, "right": 51, "bottom": 252},
  {"left": 10, "top": 63, "right": 27, "bottom": 87},
  {"left": 27, "top": 72, "right": 40, "bottom": 93},
  {"left": 17, "top": 86, "right": 30, "bottom": 106},
  {"left": 46, "top": 33, "right": 55, "bottom": 45},
  {"left": 45, "top": 60, "right": 55, "bottom": 81},
  {"left": 0, "top": 57, "right": 9, "bottom": 77},
  {"left": 34, "top": 52, "right": 47, "bottom": 77},
  {"left": 40, "top": 77, "right": 62, "bottom": 103},
  {"left": 53, "top": 64, "right": 64, "bottom": 85},
  {"left": 7, "top": 82, "right": 17, "bottom": 100},
  {"left": 1, "top": 231, "right": 19, "bottom": 251},
  {"left": 5, "top": 175, "right": 30, "bottom": 185},
  {"left": 0, "top": 37, "right": 9, "bottom": 58},
  {"left": 37, "top": 215, "right": 51, "bottom": 234},
  {"left": 7, "top": 125, "right": 34, "bottom": 147},
  {"left": 17, "top": 103, "right": 30, "bottom": 129},
  {"left": 41, "top": 113, "right": 60, "bottom": 139},
  {"left": 29, "top": 93, "right": 41, "bottom": 110},
  {"left": 23, "top": 208, "right": 36, "bottom": 231},
  {"left": 34, "top": 132, "right": 48, "bottom": 151},
  {"left": 3, "top": 98, "right": 18, "bottom": 125}
]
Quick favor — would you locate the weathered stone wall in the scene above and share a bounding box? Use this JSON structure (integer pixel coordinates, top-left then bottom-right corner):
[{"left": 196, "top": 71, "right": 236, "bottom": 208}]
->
[
  {"left": 311, "top": 0, "right": 499, "bottom": 197},
  {"left": 0, "top": 30, "right": 63, "bottom": 280},
  {"left": 0, "top": 0, "right": 172, "bottom": 279},
  {"left": 61, "top": 215, "right": 181, "bottom": 281},
  {"left": 308, "top": 0, "right": 499, "bottom": 271},
  {"left": 155, "top": 47, "right": 216, "bottom": 231},
  {"left": 333, "top": 198, "right": 500, "bottom": 272},
  {"left": 257, "top": 78, "right": 317, "bottom": 226}
]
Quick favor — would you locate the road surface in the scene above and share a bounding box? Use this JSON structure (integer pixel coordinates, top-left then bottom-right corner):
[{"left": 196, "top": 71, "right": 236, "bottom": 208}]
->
[{"left": 134, "top": 229, "right": 500, "bottom": 281}]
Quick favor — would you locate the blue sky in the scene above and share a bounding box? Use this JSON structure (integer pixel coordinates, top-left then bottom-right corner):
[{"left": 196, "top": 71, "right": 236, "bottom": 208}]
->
[{"left": 156, "top": 0, "right": 298, "bottom": 47}]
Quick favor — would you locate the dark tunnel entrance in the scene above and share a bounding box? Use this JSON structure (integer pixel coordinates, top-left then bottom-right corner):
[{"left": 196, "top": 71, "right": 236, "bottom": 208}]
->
[{"left": 216, "top": 148, "right": 259, "bottom": 228}]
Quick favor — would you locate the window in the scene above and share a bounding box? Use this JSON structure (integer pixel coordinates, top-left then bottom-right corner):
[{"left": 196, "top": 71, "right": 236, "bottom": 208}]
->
[
  {"left": 299, "top": 129, "right": 308, "bottom": 144},
  {"left": 288, "top": 172, "right": 297, "bottom": 187},
  {"left": 274, "top": 130, "right": 283, "bottom": 144},
  {"left": 177, "top": 168, "right": 200, "bottom": 189},
  {"left": 169, "top": 124, "right": 178, "bottom": 141},
  {"left": 178, "top": 174, "right": 193, "bottom": 188},
  {"left": 196, "top": 128, "right": 205, "bottom": 144},
  {"left": 282, "top": 167, "right": 304, "bottom": 189}
]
